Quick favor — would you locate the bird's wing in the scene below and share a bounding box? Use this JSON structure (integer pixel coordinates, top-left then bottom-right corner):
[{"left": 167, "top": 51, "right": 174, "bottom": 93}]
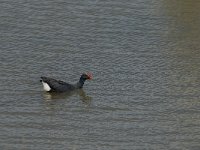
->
[
  {"left": 58, "top": 80, "right": 70, "bottom": 85},
  {"left": 41, "top": 76, "right": 74, "bottom": 92}
]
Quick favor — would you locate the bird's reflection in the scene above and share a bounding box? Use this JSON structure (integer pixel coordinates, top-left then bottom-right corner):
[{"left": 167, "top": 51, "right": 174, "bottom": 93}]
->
[{"left": 42, "top": 89, "right": 92, "bottom": 105}]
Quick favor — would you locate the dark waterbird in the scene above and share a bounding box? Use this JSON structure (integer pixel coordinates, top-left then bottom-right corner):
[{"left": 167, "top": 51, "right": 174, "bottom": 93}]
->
[{"left": 40, "top": 73, "right": 93, "bottom": 92}]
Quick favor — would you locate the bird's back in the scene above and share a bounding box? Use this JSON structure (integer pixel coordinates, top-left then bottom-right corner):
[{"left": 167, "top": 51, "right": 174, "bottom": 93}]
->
[{"left": 40, "top": 76, "right": 75, "bottom": 92}]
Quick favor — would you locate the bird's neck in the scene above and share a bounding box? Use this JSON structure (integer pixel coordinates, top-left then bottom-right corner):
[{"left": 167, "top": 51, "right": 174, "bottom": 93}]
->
[{"left": 75, "top": 77, "right": 86, "bottom": 89}]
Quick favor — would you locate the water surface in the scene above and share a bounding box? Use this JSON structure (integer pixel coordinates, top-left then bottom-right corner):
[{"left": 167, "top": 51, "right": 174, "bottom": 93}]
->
[{"left": 0, "top": 0, "right": 200, "bottom": 149}]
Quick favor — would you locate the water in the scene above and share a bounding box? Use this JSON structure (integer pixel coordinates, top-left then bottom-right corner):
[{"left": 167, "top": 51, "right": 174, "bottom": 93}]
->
[{"left": 1, "top": 0, "right": 200, "bottom": 149}]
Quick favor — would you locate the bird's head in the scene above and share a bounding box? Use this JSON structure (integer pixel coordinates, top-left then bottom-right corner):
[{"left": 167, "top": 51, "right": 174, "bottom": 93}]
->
[{"left": 81, "top": 72, "right": 93, "bottom": 80}]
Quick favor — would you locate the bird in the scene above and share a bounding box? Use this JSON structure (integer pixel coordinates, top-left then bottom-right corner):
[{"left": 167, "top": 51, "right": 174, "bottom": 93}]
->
[{"left": 40, "top": 73, "right": 92, "bottom": 92}]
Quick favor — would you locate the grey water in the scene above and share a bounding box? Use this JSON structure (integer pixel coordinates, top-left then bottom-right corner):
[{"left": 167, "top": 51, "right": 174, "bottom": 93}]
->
[{"left": 0, "top": 0, "right": 200, "bottom": 149}]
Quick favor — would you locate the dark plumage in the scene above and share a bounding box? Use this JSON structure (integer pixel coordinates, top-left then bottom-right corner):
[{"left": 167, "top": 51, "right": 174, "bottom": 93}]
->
[{"left": 40, "top": 73, "right": 92, "bottom": 92}]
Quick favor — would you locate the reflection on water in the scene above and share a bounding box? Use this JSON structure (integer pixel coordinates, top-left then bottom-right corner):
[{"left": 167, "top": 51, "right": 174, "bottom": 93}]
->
[
  {"left": 160, "top": 2, "right": 200, "bottom": 149},
  {"left": 162, "top": 0, "right": 200, "bottom": 97},
  {"left": 163, "top": 0, "right": 200, "bottom": 49},
  {"left": 43, "top": 89, "right": 92, "bottom": 105}
]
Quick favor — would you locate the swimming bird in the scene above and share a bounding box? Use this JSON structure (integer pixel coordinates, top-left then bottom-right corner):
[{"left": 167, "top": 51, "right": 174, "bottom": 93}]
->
[{"left": 40, "top": 73, "right": 92, "bottom": 92}]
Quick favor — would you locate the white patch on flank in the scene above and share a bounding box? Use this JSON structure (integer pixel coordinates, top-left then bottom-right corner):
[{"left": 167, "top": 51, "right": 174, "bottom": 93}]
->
[{"left": 42, "top": 81, "right": 51, "bottom": 91}]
